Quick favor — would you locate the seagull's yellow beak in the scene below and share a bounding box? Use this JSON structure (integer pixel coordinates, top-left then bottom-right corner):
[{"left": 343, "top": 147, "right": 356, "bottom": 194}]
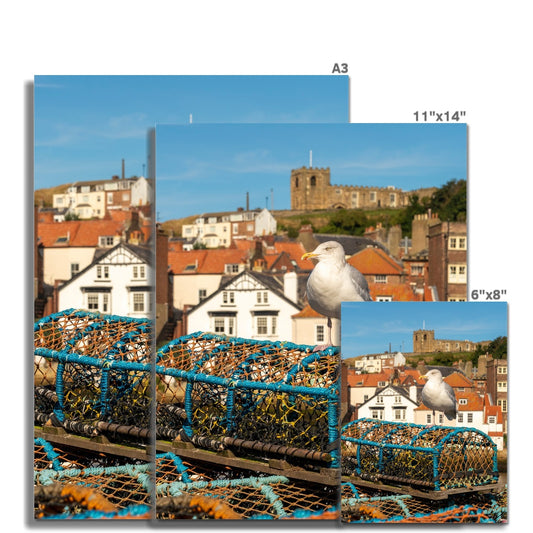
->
[
  {"left": 302, "top": 252, "right": 317, "bottom": 260},
  {"left": 420, "top": 374, "right": 428, "bottom": 380}
]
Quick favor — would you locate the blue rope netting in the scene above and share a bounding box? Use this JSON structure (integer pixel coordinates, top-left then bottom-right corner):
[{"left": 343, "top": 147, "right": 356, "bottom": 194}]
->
[
  {"left": 156, "top": 332, "right": 341, "bottom": 466},
  {"left": 34, "top": 309, "right": 152, "bottom": 426},
  {"left": 342, "top": 418, "right": 499, "bottom": 491}
]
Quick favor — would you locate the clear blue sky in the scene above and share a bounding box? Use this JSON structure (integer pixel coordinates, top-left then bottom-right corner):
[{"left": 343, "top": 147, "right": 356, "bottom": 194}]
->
[
  {"left": 340, "top": 302, "right": 508, "bottom": 358},
  {"left": 34, "top": 75, "right": 349, "bottom": 189},
  {"left": 156, "top": 123, "right": 466, "bottom": 221}
]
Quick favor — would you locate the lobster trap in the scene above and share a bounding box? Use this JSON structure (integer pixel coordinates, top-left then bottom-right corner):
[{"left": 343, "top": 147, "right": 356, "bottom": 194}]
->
[
  {"left": 34, "top": 309, "right": 152, "bottom": 444},
  {"left": 341, "top": 482, "right": 507, "bottom": 523},
  {"left": 34, "top": 309, "right": 151, "bottom": 437},
  {"left": 155, "top": 451, "right": 339, "bottom": 520},
  {"left": 156, "top": 332, "right": 340, "bottom": 469},
  {"left": 342, "top": 419, "right": 499, "bottom": 495},
  {"left": 34, "top": 437, "right": 152, "bottom": 519}
]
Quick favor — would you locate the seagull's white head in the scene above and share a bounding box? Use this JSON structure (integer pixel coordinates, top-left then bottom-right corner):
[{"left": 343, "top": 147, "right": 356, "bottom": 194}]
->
[
  {"left": 302, "top": 241, "right": 346, "bottom": 265},
  {"left": 422, "top": 369, "right": 444, "bottom": 383}
]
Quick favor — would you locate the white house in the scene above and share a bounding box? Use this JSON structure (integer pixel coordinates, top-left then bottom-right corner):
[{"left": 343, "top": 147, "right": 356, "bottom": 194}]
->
[
  {"left": 53, "top": 176, "right": 152, "bottom": 220},
  {"left": 291, "top": 304, "right": 341, "bottom": 346},
  {"left": 130, "top": 176, "right": 153, "bottom": 207},
  {"left": 186, "top": 270, "right": 301, "bottom": 342},
  {"left": 254, "top": 208, "right": 277, "bottom": 236},
  {"left": 414, "top": 391, "right": 505, "bottom": 449},
  {"left": 357, "top": 385, "right": 419, "bottom": 423},
  {"left": 181, "top": 208, "right": 277, "bottom": 249},
  {"left": 57, "top": 242, "right": 153, "bottom": 319}
]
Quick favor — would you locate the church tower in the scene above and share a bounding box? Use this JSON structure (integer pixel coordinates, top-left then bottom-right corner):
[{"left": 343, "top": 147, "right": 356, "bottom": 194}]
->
[{"left": 290, "top": 166, "right": 331, "bottom": 210}]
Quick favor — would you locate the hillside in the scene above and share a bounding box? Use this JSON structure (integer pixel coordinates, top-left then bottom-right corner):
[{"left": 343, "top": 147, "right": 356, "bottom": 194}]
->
[
  {"left": 160, "top": 179, "right": 467, "bottom": 239},
  {"left": 34, "top": 184, "right": 69, "bottom": 208}
]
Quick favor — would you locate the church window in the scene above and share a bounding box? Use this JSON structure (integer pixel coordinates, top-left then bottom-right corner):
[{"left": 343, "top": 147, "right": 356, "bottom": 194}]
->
[{"left": 310, "top": 176, "right": 316, "bottom": 187}]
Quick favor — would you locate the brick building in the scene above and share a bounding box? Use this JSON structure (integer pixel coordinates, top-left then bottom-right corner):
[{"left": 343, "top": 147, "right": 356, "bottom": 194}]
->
[
  {"left": 486, "top": 355, "right": 508, "bottom": 433},
  {"left": 427, "top": 221, "right": 468, "bottom": 301}
]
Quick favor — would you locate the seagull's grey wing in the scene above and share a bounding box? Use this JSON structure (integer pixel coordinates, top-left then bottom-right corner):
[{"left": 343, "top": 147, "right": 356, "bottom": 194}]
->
[
  {"left": 443, "top": 382, "right": 457, "bottom": 405},
  {"left": 349, "top": 265, "right": 371, "bottom": 301}
]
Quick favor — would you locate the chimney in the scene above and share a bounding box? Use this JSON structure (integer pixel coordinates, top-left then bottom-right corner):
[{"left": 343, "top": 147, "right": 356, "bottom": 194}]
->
[
  {"left": 409, "top": 385, "right": 418, "bottom": 403},
  {"left": 246, "top": 192, "right": 249, "bottom": 211},
  {"left": 283, "top": 271, "right": 298, "bottom": 303}
]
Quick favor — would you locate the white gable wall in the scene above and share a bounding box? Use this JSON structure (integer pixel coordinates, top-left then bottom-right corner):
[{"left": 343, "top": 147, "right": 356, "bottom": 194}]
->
[
  {"left": 58, "top": 245, "right": 152, "bottom": 318},
  {"left": 187, "top": 273, "right": 299, "bottom": 342}
]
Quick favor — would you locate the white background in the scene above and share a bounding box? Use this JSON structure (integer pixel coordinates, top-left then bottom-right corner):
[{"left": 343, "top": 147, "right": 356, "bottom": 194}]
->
[{"left": 3, "top": 1, "right": 530, "bottom": 529}]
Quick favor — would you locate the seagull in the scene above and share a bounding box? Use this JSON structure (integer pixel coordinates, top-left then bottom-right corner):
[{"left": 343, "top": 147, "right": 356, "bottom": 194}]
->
[
  {"left": 421, "top": 369, "right": 457, "bottom": 425},
  {"left": 302, "top": 241, "right": 371, "bottom": 349}
]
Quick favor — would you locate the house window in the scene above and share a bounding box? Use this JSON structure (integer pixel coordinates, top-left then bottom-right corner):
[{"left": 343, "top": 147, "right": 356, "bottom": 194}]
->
[
  {"left": 99, "top": 236, "right": 115, "bottom": 247},
  {"left": 394, "top": 395, "right": 402, "bottom": 404},
  {"left": 498, "top": 399, "right": 507, "bottom": 413},
  {"left": 449, "top": 236, "right": 467, "bottom": 250},
  {"left": 133, "top": 265, "right": 146, "bottom": 280},
  {"left": 371, "top": 410, "right": 383, "bottom": 420},
  {"left": 370, "top": 191, "right": 376, "bottom": 202},
  {"left": 133, "top": 293, "right": 145, "bottom": 312},
  {"left": 412, "top": 265, "right": 424, "bottom": 276},
  {"left": 107, "top": 193, "right": 113, "bottom": 204},
  {"left": 375, "top": 275, "right": 387, "bottom": 283},
  {"left": 389, "top": 193, "right": 396, "bottom": 205},
  {"left": 87, "top": 294, "right": 99, "bottom": 310},
  {"left": 214, "top": 318, "right": 225, "bottom": 333},
  {"left": 426, "top": 414, "right": 433, "bottom": 424},
  {"left": 457, "top": 413, "right": 464, "bottom": 423},
  {"left": 467, "top": 413, "right": 473, "bottom": 423},
  {"left": 222, "top": 291, "right": 235, "bottom": 304},
  {"left": 255, "top": 315, "right": 277, "bottom": 337},
  {"left": 257, "top": 317, "right": 268, "bottom": 335},
  {"left": 488, "top": 416, "right": 497, "bottom": 424},
  {"left": 86, "top": 292, "right": 109, "bottom": 313},
  {"left": 198, "top": 289, "right": 207, "bottom": 302},
  {"left": 70, "top": 263, "right": 80, "bottom": 277},
  {"left": 257, "top": 291, "right": 268, "bottom": 304},
  {"left": 212, "top": 316, "right": 235, "bottom": 336},
  {"left": 96, "top": 265, "right": 109, "bottom": 279},
  {"left": 225, "top": 264, "right": 240, "bottom": 274},
  {"left": 394, "top": 408, "right": 406, "bottom": 420},
  {"left": 310, "top": 176, "right": 316, "bottom": 187},
  {"left": 376, "top": 296, "right": 392, "bottom": 302},
  {"left": 376, "top": 396, "right": 383, "bottom": 404},
  {"left": 316, "top": 325, "right": 325, "bottom": 343},
  {"left": 497, "top": 381, "right": 507, "bottom": 391},
  {"left": 459, "top": 398, "right": 468, "bottom": 405},
  {"left": 498, "top": 367, "right": 508, "bottom": 374},
  {"left": 448, "top": 264, "right": 467, "bottom": 284},
  {"left": 232, "top": 224, "right": 238, "bottom": 234}
]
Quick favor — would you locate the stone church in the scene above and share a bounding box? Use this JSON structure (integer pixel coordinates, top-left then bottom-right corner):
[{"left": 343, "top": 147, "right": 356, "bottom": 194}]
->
[{"left": 290, "top": 166, "right": 437, "bottom": 211}]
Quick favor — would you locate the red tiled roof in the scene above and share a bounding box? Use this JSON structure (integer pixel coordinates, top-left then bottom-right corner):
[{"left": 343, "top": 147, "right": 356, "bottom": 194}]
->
[
  {"left": 168, "top": 249, "right": 249, "bottom": 274},
  {"left": 292, "top": 304, "right": 324, "bottom": 319},
  {"left": 348, "top": 247, "right": 404, "bottom": 276},
  {"left": 273, "top": 242, "right": 315, "bottom": 270},
  {"left": 369, "top": 282, "right": 434, "bottom": 301},
  {"left": 37, "top": 220, "right": 125, "bottom": 247},
  {"left": 445, "top": 372, "right": 473, "bottom": 388}
]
